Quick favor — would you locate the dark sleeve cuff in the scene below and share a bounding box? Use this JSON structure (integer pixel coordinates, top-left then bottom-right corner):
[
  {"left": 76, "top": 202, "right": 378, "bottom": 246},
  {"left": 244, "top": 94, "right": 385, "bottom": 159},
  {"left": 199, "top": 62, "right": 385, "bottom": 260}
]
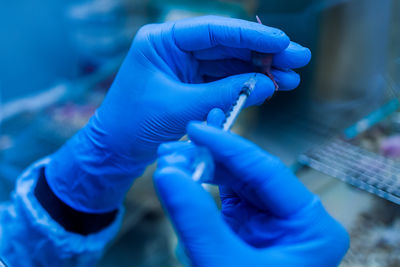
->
[{"left": 34, "top": 167, "right": 118, "bottom": 236}]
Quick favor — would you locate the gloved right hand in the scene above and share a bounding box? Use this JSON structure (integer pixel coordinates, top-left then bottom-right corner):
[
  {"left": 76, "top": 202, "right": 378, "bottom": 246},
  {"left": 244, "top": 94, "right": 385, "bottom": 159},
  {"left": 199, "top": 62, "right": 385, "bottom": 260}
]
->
[
  {"left": 45, "top": 16, "right": 311, "bottom": 213},
  {"left": 155, "top": 122, "right": 349, "bottom": 267}
]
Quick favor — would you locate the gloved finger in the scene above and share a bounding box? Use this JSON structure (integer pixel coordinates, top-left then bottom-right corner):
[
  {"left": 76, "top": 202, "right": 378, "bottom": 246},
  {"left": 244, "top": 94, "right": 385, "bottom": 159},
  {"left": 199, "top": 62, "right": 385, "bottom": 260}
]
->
[
  {"left": 187, "top": 122, "right": 315, "bottom": 218},
  {"left": 197, "top": 59, "right": 300, "bottom": 91},
  {"left": 197, "top": 59, "right": 253, "bottom": 79},
  {"left": 173, "top": 16, "right": 290, "bottom": 53},
  {"left": 219, "top": 185, "right": 237, "bottom": 201},
  {"left": 270, "top": 69, "right": 300, "bottom": 91},
  {"left": 207, "top": 108, "right": 225, "bottom": 128},
  {"left": 196, "top": 73, "right": 275, "bottom": 112},
  {"left": 194, "top": 42, "right": 311, "bottom": 70},
  {"left": 194, "top": 46, "right": 251, "bottom": 61},
  {"left": 272, "top": 42, "right": 312, "bottom": 69},
  {"left": 154, "top": 166, "right": 241, "bottom": 261}
]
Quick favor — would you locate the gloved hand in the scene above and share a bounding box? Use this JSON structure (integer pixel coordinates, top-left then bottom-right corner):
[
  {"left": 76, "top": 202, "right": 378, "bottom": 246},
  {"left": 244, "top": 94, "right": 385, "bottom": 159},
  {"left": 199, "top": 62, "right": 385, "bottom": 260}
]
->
[
  {"left": 46, "top": 16, "right": 311, "bottom": 213},
  {"left": 154, "top": 121, "right": 349, "bottom": 267}
]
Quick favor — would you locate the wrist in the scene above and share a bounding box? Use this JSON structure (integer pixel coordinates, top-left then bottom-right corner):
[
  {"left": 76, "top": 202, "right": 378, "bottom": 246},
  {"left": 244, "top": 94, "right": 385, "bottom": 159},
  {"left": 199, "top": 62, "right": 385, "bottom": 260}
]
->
[
  {"left": 45, "top": 121, "right": 149, "bottom": 213},
  {"left": 35, "top": 167, "right": 118, "bottom": 235}
]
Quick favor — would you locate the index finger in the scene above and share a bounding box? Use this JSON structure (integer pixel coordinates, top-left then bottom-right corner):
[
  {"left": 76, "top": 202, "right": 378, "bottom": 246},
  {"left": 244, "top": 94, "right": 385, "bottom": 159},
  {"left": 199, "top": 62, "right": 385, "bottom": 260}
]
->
[
  {"left": 187, "top": 122, "right": 315, "bottom": 218},
  {"left": 173, "top": 15, "right": 290, "bottom": 53}
]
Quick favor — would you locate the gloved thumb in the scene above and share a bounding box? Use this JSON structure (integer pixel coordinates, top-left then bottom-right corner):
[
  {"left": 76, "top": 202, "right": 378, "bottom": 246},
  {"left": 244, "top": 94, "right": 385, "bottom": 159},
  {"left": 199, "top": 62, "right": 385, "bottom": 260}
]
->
[
  {"left": 207, "top": 108, "right": 225, "bottom": 128},
  {"left": 153, "top": 166, "right": 240, "bottom": 264},
  {"left": 198, "top": 73, "right": 275, "bottom": 112}
]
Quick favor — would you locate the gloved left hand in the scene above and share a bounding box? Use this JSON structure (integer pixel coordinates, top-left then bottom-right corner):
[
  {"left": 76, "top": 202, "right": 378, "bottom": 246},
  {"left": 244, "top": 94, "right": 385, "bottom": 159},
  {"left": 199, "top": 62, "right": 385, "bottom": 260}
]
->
[
  {"left": 45, "top": 16, "right": 311, "bottom": 213},
  {"left": 154, "top": 122, "right": 349, "bottom": 267}
]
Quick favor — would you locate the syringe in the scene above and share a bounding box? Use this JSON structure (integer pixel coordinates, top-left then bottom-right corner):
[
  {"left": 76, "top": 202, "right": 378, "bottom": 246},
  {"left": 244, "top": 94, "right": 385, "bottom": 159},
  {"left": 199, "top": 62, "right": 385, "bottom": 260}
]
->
[
  {"left": 192, "top": 16, "right": 275, "bottom": 182},
  {"left": 191, "top": 74, "right": 257, "bottom": 182},
  {"left": 222, "top": 74, "right": 257, "bottom": 131}
]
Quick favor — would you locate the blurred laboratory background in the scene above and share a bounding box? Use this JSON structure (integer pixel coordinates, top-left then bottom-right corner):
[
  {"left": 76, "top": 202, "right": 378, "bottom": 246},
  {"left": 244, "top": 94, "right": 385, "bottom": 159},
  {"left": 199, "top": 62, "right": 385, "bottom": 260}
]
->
[{"left": 1, "top": 0, "right": 400, "bottom": 266}]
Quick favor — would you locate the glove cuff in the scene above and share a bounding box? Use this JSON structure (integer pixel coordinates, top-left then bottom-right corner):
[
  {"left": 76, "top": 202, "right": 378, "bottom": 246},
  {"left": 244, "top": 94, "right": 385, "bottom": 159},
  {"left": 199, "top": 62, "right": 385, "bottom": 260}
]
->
[
  {"left": 35, "top": 167, "right": 118, "bottom": 234},
  {"left": 45, "top": 125, "right": 150, "bottom": 213}
]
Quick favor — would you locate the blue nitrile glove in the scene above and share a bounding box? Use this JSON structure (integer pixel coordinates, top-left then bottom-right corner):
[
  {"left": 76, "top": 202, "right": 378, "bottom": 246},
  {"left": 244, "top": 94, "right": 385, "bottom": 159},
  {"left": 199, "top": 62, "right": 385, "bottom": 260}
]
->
[
  {"left": 154, "top": 122, "right": 349, "bottom": 267},
  {"left": 46, "top": 16, "right": 311, "bottom": 213}
]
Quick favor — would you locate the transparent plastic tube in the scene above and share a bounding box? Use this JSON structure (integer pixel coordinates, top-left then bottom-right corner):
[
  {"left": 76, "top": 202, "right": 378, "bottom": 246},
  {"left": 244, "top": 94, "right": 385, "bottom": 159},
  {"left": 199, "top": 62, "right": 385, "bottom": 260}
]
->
[{"left": 191, "top": 146, "right": 215, "bottom": 183}]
